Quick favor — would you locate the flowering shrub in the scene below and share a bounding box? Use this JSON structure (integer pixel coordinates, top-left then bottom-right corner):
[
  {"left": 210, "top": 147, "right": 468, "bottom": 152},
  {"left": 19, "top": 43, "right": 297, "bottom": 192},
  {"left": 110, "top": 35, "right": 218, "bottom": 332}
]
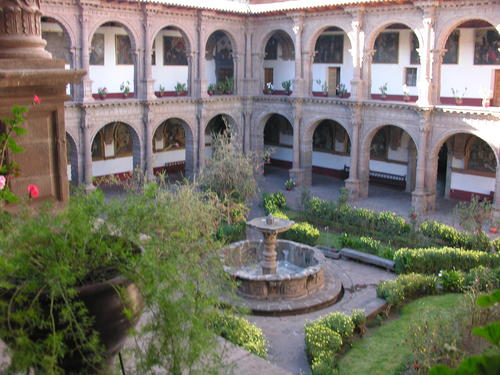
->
[
  {"left": 262, "top": 191, "right": 287, "bottom": 215},
  {"left": 281, "top": 221, "right": 320, "bottom": 246},
  {"left": 377, "top": 273, "right": 438, "bottom": 308}
]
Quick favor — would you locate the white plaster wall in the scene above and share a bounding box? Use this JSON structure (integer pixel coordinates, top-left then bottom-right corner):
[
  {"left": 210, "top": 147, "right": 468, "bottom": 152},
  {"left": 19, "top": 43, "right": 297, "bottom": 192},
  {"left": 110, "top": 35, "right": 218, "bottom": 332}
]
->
[
  {"left": 92, "top": 156, "right": 133, "bottom": 177},
  {"left": 280, "top": 133, "right": 293, "bottom": 146},
  {"left": 152, "top": 29, "right": 189, "bottom": 91},
  {"left": 441, "top": 28, "right": 499, "bottom": 99},
  {"left": 387, "top": 133, "right": 410, "bottom": 162},
  {"left": 263, "top": 60, "right": 295, "bottom": 89},
  {"left": 312, "top": 33, "right": 353, "bottom": 92},
  {"left": 272, "top": 145, "right": 292, "bottom": 162},
  {"left": 371, "top": 30, "right": 419, "bottom": 96},
  {"left": 89, "top": 26, "right": 135, "bottom": 94},
  {"left": 369, "top": 160, "right": 407, "bottom": 176},
  {"left": 67, "top": 165, "right": 71, "bottom": 180},
  {"left": 312, "top": 152, "right": 350, "bottom": 170},
  {"left": 451, "top": 172, "right": 495, "bottom": 195},
  {"left": 206, "top": 59, "right": 217, "bottom": 85},
  {"left": 153, "top": 149, "right": 185, "bottom": 167}
]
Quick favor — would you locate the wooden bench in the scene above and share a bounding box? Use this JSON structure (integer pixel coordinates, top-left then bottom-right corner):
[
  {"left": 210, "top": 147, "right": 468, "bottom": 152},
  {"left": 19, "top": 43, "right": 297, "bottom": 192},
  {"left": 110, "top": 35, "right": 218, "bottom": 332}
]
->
[
  {"left": 344, "top": 165, "right": 406, "bottom": 190},
  {"left": 340, "top": 248, "right": 395, "bottom": 271}
]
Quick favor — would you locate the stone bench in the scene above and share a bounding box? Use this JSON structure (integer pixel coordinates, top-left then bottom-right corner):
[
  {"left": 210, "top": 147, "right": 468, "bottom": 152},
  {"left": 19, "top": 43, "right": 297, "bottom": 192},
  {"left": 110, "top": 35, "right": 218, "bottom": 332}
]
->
[{"left": 340, "top": 248, "right": 395, "bottom": 271}]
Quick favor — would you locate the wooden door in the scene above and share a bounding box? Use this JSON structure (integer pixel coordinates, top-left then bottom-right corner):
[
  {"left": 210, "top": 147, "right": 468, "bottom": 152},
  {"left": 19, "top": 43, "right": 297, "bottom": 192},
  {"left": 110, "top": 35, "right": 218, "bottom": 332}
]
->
[
  {"left": 328, "top": 67, "right": 338, "bottom": 96},
  {"left": 264, "top": 68, "right": 273, "bottom": 86},
  {"left": 493, "top": 70, "right": 500, "bottom": 107}
]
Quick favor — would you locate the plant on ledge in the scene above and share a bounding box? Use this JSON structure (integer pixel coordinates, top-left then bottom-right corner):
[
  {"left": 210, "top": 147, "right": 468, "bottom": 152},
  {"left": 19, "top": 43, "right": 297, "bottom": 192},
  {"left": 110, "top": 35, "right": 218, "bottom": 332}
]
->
[
  {"left": 97, "top": 87, "right": 107, "bottom": 99},
  {"left": 379, "top": 82, "right": 388, "bottom": 99},
  {"left": 264, "top": 82, "right": 274, "bottom": 95},
  {"left": 402, "top": 84, "right": 410, "bottom": 102},
  {"left": 207, "top": 83, "right": 216, "bottom": 96},
  {"left": 159, "top": 84, "right": 166, "bottom": 97},
  {"left": 451, "top": 87, "right": 467, "bottom": 105},
  {"left": 120, "top": 81, "right": 131, "bottom": 98},
  {"left": 215, "top": 81, "right": 226, "bottom": 95},
  {"left": 337, "top": 83, "right": 348, "bottom": 98},
  {"left": 285, "top": 178, "right": 296, "bottom": 191},
  {"left": 282, "top": 80, "right": 292, "bottom": 94},
  {"left": 224, "top": 77, "right": 234, "bottom": 95},
  {"left": 174, "top": 82, "right": 187, "bottom": 96}
]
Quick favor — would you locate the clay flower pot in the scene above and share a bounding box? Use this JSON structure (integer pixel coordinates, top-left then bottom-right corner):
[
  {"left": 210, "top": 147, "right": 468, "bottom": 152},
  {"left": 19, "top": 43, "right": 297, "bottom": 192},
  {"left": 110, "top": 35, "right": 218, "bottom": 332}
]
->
[
  {"left": 482, "top": 98, "right": 491, "bottom": 108},
  {"left": 489, "top": 227, "right": 497, "bottom": 234}
]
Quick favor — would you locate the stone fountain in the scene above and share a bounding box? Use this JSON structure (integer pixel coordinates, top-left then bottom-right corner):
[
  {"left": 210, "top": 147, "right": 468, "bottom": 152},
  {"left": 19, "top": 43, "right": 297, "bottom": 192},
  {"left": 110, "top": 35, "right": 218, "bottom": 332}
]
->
[{"left": 222, "top": 215, "right": 338, "bottom": 308}]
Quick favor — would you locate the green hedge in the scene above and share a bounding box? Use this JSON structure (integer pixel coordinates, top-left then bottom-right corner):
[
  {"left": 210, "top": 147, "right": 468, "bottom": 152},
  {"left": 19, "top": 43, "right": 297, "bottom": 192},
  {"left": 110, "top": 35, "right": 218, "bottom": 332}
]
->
[
  {"left": 376, "top": 273, "right": 437, "bottom": 307},
  {"left": 394, "top": 247, "right": 500, "bottom": 274},
  {"left": 340, "top": 233, "right": 396, "bottom": 260},
  {"left": 419, "top": 220, "right": 492, "bottom": 251},
  {"left": 281, "top": 222, "right": 320, "bottom": 246},
  {"left": 262, "top": 192, "right": 286, "bottom": 215},
  {"left": 215, "top": 222, "right": 246, "bottom": 243},
  {"left": 209, "top": 312, "right": 267, "bottom": 358}
]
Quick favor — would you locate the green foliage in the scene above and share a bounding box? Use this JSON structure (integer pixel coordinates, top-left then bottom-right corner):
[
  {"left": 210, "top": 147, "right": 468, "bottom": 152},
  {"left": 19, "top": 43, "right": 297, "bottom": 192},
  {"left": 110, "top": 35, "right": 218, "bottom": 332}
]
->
[
  {"left": 464, "top": 266, "right": 500, "bottom": 291},
  {"left": 262, "top": 191, "right": 286, "bottom": 215},
  {"left": 454, "top": 196, "right": 492, "bottom": 234},
  {"left": 0, "top": 183, "right": 235, "bottom": 375},
  {"left": 351, "top": 309, "right": 366, "bottom": 330},
  {"left": 208, "top": 312, "right": 267, "bottom": 358},
  {"left": 281, "top": 221, "right": 320, "bottom": 246},
  {"left": 439, "top": 270, "right": 466, "bottom": 292},
  {"left": 377, "top": 273, "right": 437, "bottom": 307},
  {"left": 420, "top": 220, "right": 469, "bottom": 248},
  {"left": 320, "top": 312, "right": 355, "bottom": 340},
  {"left": 340, "top": 233, "right": 395, "bottom": 260},
  {"left": 394, "top": 247, "right": 500, "bottom": 274},
  {"left": 216, "top": 221, "right": 246, "bottom": 243}
]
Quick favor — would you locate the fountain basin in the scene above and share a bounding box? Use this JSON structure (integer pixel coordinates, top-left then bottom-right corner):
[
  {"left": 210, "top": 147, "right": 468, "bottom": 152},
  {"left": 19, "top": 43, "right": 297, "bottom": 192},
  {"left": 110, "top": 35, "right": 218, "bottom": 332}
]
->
[{"left": 222, "top": 240, "right": 326, "bottom": 300}]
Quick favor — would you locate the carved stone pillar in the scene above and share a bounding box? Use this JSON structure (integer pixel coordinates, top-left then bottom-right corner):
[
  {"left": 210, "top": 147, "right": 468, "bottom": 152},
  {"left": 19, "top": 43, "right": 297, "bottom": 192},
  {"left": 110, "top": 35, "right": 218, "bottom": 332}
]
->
[
  {"left": 197, "top": 14, "right": 208, "bottom": 98},
  {"left": 412, "top": 110, "right": 432, "bottom": 214},
  {"left": 235, "top": 53, "right": 244, "bottom": 96},
  {"left": 0, "top": 0, "right": 85, "bottom": 210},
  {"left": 416, "top": 6, "right": 436, "bottom": 107},
  {"left": 142, "top": 13, "right": 155, "bottom": 100},
  {"left": 79, "top": 11, "right": 93, "bottom": 101},
  {"left": 302, "top": 51, "right": 314, "bottom": 97},
  {"left": 289, "top": 101, "right": 310, "bottom": 187},
  {"left": 81, "top": 111, "right": 94, "bottom": 190},
  {"left": 431, "top": 49, "right": 445, "bottom": 104},
  {"left": 345, "top": 104, "right": 363, "bottom": 200},
  {"left": 189, "top": 51, "right": 198, "bottom": 97},
  {"left": 361, "top": 49, "right": 375, "bottom": 99},
  {"left": 347, "top": 9, "right": 365, "bottom": 101},
  {"left": 133, "top": 49, "right": 142, "bottom": 99},
  {"left": 292, "top": 15, "right": 304, "bottom": 97},
  {"left": 253, "top": 52, "right": 263, "bottom": 95},
  {"left": 492, "top": 166, "right": 500, "bottom": 220}
]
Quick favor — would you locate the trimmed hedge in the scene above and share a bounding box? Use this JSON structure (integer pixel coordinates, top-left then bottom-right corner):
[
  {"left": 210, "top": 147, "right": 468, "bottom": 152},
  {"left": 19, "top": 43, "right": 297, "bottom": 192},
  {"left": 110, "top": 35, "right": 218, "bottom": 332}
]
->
[
  {"left": 262, "top": 192, "right": 286, "bottom": 215},
  {"left": 209, "top": 312, "right": 267, "bottom": 358},
  {"left": 271, "top": 211, "right": 320, "bottom": 246},
  {"left": 419, "top": 220, "right": 492, "bottom": 251},
  {"left": 216, "top": 222, "right": 246, "bottom": 243},
  {"left": 340, "top": 233, "right": 396, "bottom": 260},
  {"left": 394, "top": 247, "right": 500, "bottom": 274},
  {"left": 376, "top": 273, "right": 437, "bottom": 307}
]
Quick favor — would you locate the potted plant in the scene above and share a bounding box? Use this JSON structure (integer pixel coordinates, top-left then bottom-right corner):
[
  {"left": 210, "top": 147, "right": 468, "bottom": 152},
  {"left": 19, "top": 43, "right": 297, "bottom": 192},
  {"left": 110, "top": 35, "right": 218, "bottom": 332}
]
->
[
  {"left": 402, "top": 84, "right": 411, "bottom": 102},
  {"left": 207, "top": 83, "right": 216, "bottom": 96},
  {"left": 282, "top": 80, "right": 292, "bottom": 95},
  {"left": 175, "top": 82, "right": 187, "bottom": 96},
  {"left": 337, "top": 83, "right": 348, "bottom": 98},
  {"left": 284, "top": 178, "right": 296, "bottom": 191},
  {"left": 120, "top": 81, "right": 131, "bottom": 98},
  {"left": 159, "top": 84, "right": 166, "bottom": 97},
  {"left": 263, "top": 148, "right": 274, "bottom": 164},
  {"left": 379, "top": 82, "right": 388, "bottom": 99},
  {"left": 264, "top": 82, "right": 274, "bottom": 95},
  {"left": 451, "top": 87, "right": 467, "bottom": 105},
  {"left": 0, "top": 182, "right": 235, "bottom": 374},
  {"left": 480, "top": 87, "right": 493, "bottom": 108},
  {"left": 224, "top": 77, "right": 234, "bottom": 95},
  {"left": 216, "top": 81, "right": 226, "bottom": 95},
  {"left": 97, "top": 87, "right": 107, "bottom": 100}
]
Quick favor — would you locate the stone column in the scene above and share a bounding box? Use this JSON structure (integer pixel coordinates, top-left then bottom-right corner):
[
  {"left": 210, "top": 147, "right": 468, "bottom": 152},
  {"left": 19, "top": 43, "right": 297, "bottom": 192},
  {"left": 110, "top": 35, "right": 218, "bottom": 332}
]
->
[
  {"left": 345, "top": 105, "right": 363, "bottom": 199},
  {"left": 143, "top": 108, "right": 154, "bottom": 180},
  {"left": 243, "top": 28, "right": 255, "bottom": 96},
  {"left": 197, "top": 112, "right": 205, "bottom": 170},
  {"left": 81, "top": 111, "right": 94, "bottom": 191},
  {"left": 431, "top": 49, "right": 446, "bottom": 104},
  {"left": 253, "top": 52, "right": 264, "bottom": 95},
  {"left": 142, "top": 12, "right": 155, "bottom": 100},
  {"left": 189, "top": 51, "right": 198, "bottom": 97},
  {"left": 133, "top": 49, "right": 142, "bottom": 99},
  {"left": 292, "top": 14, "right": 304, "bottom": 97},
  {"left": 79, "top": 11, "right": 93, "bottom": 101},
  {"left": 289, "top": 101, "right": 310, "bottom": 187},
  {"left": 406, "top": 142, "right": 417, "bottom": 193},
  {"left": 302, "top": 51, "right": 314, "bottom": 97},
  {"left": 361, "top": 49, "right": 375, "bottom": 100},
  {"left": 235, "top": 53, "right": 244, "bottom": 96},
  {"left": 416, "top": 6, "right": 436, "bottom": 107},
  {"left": 347, "top": 11, "right": 365, "bottom": 101},
  {"left": 492, "top": 166, "right": 500, "bottom": 220},
  {"left": 197, "top": 13, "right": 208, "bottom": 98},
  {"left": 411, "top": 110, "right": 432, "bottom": 214}
]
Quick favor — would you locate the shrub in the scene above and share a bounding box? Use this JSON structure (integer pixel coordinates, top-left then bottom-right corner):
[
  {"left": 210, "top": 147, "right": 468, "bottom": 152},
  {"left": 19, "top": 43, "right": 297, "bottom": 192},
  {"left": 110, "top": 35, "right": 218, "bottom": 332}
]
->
[
  {"left": 377, "top": 273, "right": 437, "bottom": 307},
  {"left": 394, "top": 247, "right": 500, "bottom": 274},
  {"left": 319, "top": 312, "right": 355, "bottom": 340},
  {"left": 216, "top": 221, "right": 246, "bottom": 243},
  {"left": 307, "top": 196, "right": 337, "bottom": 220},
  {"left": 281, "top": 222, "right": 320, "bottom": 246},
  {"left": 209, "top": 312, "right": 267, "bottom": 358},
  {"left": 438, "top": 269, "right": 465, "bottom": 292},
  {"left": 305, "top": 322, "right": 343, "bottom": 360},
  {"left": 419, "top": 220, "right": 468, "bottom": 248},
  {"left": 463, "top": 266, "right": 500, "bottom": 291},
  {"left": 351, "top": 309, "right": 366, "bottom": 335},
  {"left": 262, "top": 192, "right": 287, "bottom": 215},
  {"left": 339, "top": 233, "right": 395, "bottom": 259}
]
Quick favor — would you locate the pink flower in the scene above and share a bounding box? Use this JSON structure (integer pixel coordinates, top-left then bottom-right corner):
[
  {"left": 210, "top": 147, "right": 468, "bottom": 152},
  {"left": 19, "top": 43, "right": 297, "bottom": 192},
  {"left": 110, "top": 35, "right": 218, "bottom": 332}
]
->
[
  {"left": 0, "top": 175, "right": 5, "bottom": 190},
  {"left": 27, "top": 184, "right": 40, "bottom": 198},
  {"left": 33, "top": 95, "right": 41, "bottom": 105}
]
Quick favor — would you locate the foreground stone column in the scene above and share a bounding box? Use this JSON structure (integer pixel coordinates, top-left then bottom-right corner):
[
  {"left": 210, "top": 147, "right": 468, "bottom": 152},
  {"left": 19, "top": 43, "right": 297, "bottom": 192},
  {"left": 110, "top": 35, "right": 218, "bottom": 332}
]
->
[
  {"left": 411, "top": 110, "right": 432, "bottom": 215},
  {"left": 347, "top": 10, "right": 365, "bottom": 101},
  {"left": 0, "top": 0, "right": 85, "bottom": 211},
  {"left": 345, "top": 106, "right": 362, "bottom": 200},
  {"left": 492, "top": 166, "right": 500, "bottom": 221}
]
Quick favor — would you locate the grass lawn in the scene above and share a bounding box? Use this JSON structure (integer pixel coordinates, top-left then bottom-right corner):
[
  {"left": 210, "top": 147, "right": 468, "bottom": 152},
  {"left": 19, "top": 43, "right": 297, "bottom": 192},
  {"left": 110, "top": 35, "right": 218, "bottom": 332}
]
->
[{"left": 337, "top": 294, "right": 464, "bottom": 375}]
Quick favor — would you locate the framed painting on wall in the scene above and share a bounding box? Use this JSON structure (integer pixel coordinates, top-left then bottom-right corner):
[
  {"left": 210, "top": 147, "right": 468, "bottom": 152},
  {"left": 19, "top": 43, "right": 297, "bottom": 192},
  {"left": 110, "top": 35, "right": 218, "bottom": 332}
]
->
[
  {"left": 163, "top": 36, "right": 188, "bottom": 65},
  {"left": 443, "top": 30, "right": 459, "bottom": 64},
  {"left": 474, "top": 29, "right": 500, "bottom": 65},
  {"left": 265, "top": 36, "right": 278, "bottom": 60},
  {"left": 314, "top": 34, "right": 344, "bottom": 63},
  {"left": 115, "top": 34, "right": 134, "bottom": 65},
  {"left": 373, "top": 32, "right": 399, "bottom": 63},
  {"left": 90, "top": 33, "right": 104, "bottom": 65}
]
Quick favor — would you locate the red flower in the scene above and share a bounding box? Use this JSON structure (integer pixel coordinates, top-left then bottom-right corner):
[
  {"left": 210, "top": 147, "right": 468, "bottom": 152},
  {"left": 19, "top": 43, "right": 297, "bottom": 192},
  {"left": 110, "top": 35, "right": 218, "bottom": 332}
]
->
[
  {"left": 410, "top": 214, "right": 417, "bottom": 218},
  {"left": 27, "top": 184, "right": 40, "bottom": 198},
  {"left": 33, "top": 95, "right": 41, "bottom": 105}
]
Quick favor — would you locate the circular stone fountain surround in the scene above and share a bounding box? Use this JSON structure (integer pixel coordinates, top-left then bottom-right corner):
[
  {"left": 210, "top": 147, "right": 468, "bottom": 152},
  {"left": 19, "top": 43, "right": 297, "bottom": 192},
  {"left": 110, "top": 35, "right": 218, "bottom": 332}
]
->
[{"left": 222, "top": 216, "right": 343, "bottom": 315}]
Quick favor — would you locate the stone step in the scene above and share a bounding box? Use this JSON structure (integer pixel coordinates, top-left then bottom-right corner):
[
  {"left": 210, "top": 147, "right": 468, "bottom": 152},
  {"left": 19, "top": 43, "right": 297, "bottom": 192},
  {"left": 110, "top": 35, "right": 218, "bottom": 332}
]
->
[{"left": 340, "top": 248, "right": 395, "bottom": 271}]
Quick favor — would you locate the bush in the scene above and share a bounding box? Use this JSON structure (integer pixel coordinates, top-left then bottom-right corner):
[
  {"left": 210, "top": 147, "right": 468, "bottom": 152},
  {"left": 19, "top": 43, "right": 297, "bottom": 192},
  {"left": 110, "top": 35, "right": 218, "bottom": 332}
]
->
[
  {"left": 216, "top": 222, "right": 246, "bottom": 243},
  {"left": 438, "top": 269, "right": 465, "bottom": 292},
  {"left": 339, "top": 233, "right": 395, "bottom": 259},
  {"left": 463, "top": 266, "right": 500, "bottom": 291},
  {"left": 351, "top": 309, "right": 366, "bottom": 334},
  {"left": 305, "top": 323, "right": 343, "bottom": 360},
  {"left": 209, "top": 312, "right": 267, "bottom": 358},
  {"left": 307, "top": 196, "right": 337, "bottom": 220},
  {"left": 419, "top": 220, "right": 468, "bottom": 248},
  {"left": 394, "top": 247, "right": 500, "bottom": 274},
  {"left": 281, "top": 222, "right": 320, "bottom": 246},
  {"left": 377, "top": 273, "right": 437, "bottom": 307},
  {"left": 262, "top": 192, "right": 287, "bottom": 215},
  {"left": 319, "top": 312, "right": 355, "bottom": 340}
]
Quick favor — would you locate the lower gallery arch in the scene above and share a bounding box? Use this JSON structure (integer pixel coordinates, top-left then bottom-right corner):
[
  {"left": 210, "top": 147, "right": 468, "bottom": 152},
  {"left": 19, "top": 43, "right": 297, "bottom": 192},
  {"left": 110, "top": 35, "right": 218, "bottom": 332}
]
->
[
  {"left": 91, "top": 122, "right": 141, "bottom": 181},
  {"left": 66, "top": 133, "right": 78, "bottom": 184},
  {"left": 359, "top": 125, "right": 418, "bottom": 198},
  {"left": 263, "top": 114, "right": 293, "bottom": 173},
  {"left": 307, "top": 119, "right": 351, "bottom": 183},
  {"left": 152, "top": 118, "right": 193, "bottom": 178},
  {"left": 430, "top": 133, "right": 497, "bottom": 204},
  {"left": 205, "top": 114, "right": 236, "bottom": 160}
]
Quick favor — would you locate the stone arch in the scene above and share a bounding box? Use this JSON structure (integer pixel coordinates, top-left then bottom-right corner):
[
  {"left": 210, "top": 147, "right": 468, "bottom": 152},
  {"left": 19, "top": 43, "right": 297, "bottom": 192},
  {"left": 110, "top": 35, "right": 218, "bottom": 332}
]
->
[
  {"left": 260, "top": 29, "right": 295, "bottom": 58},
  {"left": 204, "top": 28, "right": 239, "bottom": 57},
  {"left": 204, "top": 30, "right": 238, "bottom": 89},
  {"left": 149, "top": 23, "right": 193, "bottom": 53},
  {"left": 90, "top": 121, "right": 142, "bottom": 177},
  {"left": 65, "top": 132, "right": 79, "bottom": 184},
  {"left": 427, "top": 129, "right": 499, "bottom": 201},
  {"left": 41, "top": 16, "right": 76, "bottom": 54},
  {"left": 262, "top": 114, "right": 294, "bottom": 170},
  {"left": 359, "top": 124, "right": 419, "bottom": 196},
  {"left": 436, "top": 16, "right": 499, "bottom": 52},
  {"left": 152, "top": 117, "right": 195, "bottom": 178},
  {"left": 306, "top": 24, "right": 354, "bottom": 55},
  {"left": 88, "top": 19, "right": 139, "bottom": 52},
  {"left": 365, "top": 21, "right": 423, "bottom": 52},
  {"left": 255, "top": 111, "right": 294, "bottom": 139}
]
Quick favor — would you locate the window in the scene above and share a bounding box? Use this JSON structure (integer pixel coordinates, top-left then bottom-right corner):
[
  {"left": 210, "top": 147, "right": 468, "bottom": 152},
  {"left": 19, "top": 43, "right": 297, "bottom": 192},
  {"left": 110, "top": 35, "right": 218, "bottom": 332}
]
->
[{"left": 405, "top": 67, "right": 417, "bottom": 86}]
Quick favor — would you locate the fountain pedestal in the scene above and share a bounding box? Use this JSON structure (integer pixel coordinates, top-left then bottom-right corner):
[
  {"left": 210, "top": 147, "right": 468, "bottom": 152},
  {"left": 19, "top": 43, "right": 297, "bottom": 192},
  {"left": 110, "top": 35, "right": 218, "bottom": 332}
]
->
[{"left": 262, "top": 232, "right": 278, "bottom": 274}]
